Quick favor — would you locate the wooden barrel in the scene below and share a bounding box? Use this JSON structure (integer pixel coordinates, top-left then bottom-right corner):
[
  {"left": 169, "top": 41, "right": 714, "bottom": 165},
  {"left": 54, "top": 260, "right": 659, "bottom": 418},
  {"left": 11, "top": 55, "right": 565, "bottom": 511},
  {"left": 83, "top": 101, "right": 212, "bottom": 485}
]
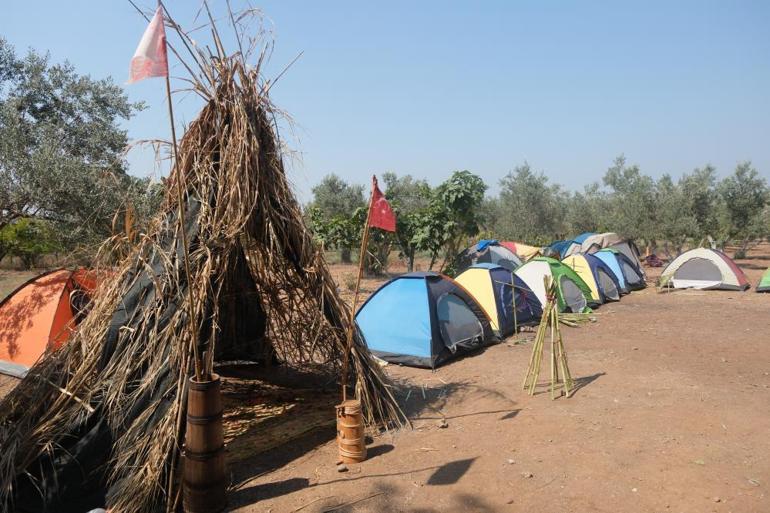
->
[
  {"left": 183, "top": 374, "right": 227, "bottom": 513},
  {"left": 336, "top": 399, "right": 367, "bottom": 463}
]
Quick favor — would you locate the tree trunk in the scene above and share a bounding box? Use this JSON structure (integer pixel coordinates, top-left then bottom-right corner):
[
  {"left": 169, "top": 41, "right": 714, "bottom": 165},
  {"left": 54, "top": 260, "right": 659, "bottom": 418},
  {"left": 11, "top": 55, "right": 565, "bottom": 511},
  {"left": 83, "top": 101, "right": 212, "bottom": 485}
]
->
[
  {"left": 340, "top": 247, "right": 352, "bottom": 264},
  {"left": 406, "top": 250, "right": 415, "bottom": 273},
  {"left": 734, "top": 239, "right": 750, "bottom": 260},
  {"left": 428, "top": 252, "right": 437, "bottom": 271}
]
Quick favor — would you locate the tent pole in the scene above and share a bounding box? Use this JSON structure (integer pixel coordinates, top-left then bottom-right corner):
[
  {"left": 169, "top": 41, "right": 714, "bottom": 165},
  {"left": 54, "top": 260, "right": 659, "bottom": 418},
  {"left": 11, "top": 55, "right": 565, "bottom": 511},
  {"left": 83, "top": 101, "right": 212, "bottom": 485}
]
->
[
  {"left": 341, "top": 189, "right": 374, "bottom": 401},
  {"left": 512, "top": 277, "right": 518, "bottom": 336}
]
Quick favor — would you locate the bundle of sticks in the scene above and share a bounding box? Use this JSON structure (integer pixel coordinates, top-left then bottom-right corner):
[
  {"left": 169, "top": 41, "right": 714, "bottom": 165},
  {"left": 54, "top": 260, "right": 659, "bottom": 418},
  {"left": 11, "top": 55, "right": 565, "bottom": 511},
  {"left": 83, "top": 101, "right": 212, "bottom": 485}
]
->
[{"left": 522, "top": 277, "right": 574, "bottom": 399}]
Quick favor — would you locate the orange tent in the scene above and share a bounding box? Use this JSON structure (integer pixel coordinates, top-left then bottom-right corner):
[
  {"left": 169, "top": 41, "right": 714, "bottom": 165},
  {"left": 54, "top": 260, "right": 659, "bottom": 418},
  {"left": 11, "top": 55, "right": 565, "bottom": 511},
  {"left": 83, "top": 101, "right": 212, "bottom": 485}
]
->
[{"left": 0, "top": 269, "right": 97, "bottom": 376}]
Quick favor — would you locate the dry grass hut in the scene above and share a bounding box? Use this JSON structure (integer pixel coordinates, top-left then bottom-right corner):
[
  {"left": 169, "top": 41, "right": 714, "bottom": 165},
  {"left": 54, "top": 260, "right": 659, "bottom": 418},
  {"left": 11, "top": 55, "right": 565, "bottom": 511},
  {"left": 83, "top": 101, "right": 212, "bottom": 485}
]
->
[{"left": 0, "top": 9, "right": 403, "bottom": 513}]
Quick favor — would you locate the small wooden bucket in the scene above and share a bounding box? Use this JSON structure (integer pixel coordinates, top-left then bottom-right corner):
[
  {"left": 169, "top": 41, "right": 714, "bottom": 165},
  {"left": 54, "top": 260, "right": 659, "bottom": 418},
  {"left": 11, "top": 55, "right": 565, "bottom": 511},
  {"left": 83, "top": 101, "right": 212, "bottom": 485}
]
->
[
  {"left": 336, "top": 399, "right": 367, "bottom": 464},
  {"left": 183, "top": 373, "right": 227, "bottom": 513}
]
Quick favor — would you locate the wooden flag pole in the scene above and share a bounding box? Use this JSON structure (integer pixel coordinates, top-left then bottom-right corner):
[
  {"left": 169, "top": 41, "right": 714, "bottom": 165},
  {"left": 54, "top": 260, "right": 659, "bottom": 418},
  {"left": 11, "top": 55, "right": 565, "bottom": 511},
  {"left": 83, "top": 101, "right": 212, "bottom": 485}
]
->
[
  {"left": 341, "top": 186, "right": 374, "bottom": 401},
  {"left": 163, "top": 53, "right": 202, "bottom": 382},
  {"left": 335, "top": 182, "right": 374, "bottom": 466}
]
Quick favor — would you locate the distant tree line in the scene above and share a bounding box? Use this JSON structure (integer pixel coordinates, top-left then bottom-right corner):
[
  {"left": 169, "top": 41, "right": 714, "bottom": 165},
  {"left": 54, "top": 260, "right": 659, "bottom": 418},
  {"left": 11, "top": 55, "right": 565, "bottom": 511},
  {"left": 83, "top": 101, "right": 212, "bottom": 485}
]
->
[
  {"left": 307, "top": 156, "right": 769, "bottom": 272},
  {"left": 307, "top": 171, "right": 487, "bottom": 273}
]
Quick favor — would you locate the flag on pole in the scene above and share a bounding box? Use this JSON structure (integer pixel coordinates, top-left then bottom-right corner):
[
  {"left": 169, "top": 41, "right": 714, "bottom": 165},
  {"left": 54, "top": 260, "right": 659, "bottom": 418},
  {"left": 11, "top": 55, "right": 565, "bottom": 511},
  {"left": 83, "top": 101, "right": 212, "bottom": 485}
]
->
[
  {"left": 369, "top": 175, "right": 396, "bottom": 232},
  {"left": 128, "top": 7, "right": 169, "bottom": 84}
]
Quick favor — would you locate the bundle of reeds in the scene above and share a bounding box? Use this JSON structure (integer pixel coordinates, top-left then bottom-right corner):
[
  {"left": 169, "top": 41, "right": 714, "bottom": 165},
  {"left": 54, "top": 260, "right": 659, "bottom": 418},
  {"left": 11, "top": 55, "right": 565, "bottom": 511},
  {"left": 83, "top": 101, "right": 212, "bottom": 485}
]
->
[{"left": 0, "top": 6, "right": 404, "bottom": 513}]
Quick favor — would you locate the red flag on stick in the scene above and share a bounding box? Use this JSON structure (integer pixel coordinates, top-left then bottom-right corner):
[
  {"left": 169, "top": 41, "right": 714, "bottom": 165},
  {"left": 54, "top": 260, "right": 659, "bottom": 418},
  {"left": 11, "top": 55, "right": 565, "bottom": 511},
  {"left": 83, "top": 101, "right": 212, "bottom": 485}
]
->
[
  {"left": 369, "top": 175, "right": 396, "bottom": 232},
  {"left": 128, "top": 7, "right": 169, "bottom": 84}
]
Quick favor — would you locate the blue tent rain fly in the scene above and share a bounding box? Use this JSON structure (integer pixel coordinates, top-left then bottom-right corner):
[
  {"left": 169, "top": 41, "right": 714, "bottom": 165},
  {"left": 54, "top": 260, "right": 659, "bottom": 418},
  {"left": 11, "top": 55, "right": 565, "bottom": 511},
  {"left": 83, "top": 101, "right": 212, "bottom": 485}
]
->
[
  {"left": 594, "top": 250, "right": 629, "bottom": 294},
  {"left": 356, "top": 272, "right": 496, "bottom": 368},
  {"left": 454, "top": 240, "right": 523, "bottom": 274},
  {"left": 597, "top": 249, "right": 646, "bottom": 291},
  {"left": 572, "top": 232, "right": 596, "bottom": 244}
]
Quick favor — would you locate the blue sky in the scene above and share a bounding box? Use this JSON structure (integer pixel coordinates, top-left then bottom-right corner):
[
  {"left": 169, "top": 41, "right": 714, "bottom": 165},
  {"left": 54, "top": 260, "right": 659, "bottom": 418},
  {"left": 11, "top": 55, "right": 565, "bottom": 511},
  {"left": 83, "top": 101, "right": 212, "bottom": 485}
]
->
[{"left": 2, "top": 1, "right": 769, "bottom": 201}]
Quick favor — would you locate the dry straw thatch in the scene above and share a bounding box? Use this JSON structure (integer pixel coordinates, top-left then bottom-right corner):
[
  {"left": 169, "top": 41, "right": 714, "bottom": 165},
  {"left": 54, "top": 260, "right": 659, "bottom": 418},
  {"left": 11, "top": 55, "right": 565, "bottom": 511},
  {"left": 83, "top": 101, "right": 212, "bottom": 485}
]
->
[{"left": 0, "top": 5, "right": 404, "bottom": 512}]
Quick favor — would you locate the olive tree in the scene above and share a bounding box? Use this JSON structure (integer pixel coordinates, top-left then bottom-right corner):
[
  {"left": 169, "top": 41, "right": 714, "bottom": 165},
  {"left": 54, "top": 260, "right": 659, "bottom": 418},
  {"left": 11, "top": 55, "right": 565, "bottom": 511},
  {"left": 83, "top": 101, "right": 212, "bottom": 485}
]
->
[
  {"left": 0, "top": 38, "right": 157, "bottom": 258},
  {"left": 307, "top": 173, "right": 366, "bottom": 262},
  {"left": 717, "top": 162, "right": 769, "bottom": 257}
]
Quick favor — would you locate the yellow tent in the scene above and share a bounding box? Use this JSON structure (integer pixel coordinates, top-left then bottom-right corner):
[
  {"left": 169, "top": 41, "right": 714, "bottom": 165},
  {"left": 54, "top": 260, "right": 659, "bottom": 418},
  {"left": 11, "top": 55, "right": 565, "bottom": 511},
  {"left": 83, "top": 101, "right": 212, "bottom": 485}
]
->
[
  {"left": 561, "top": 253, "right": 621, "bottom": 304},
  {"left": 455, "top": 266, "right": 501, "bottom": 334},
  {"left": 501, "top": 241, "right": 541, "bottom": 261},
  {"left": 562, "top": 254, "right": 600, "bottom": 302},
  {"left": 455, "top": 263, "right": 543, "bottom": 337}
]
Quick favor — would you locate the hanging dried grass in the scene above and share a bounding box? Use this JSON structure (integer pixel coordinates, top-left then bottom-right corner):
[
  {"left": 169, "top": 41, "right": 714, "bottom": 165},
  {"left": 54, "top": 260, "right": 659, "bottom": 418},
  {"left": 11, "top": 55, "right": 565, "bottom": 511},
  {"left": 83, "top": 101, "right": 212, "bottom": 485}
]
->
[{"left": 0, "top": 5, "right": 404, "bottom": 512}]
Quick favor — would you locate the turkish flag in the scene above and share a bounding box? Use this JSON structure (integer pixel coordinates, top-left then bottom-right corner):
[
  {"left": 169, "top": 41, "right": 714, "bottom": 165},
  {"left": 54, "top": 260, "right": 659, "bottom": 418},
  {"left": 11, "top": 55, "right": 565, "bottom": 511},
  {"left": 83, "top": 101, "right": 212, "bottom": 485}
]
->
[
  {"left": 128, "top": 7, "right": 169, "bottom": 84},
  {"left": 369, "top": 176, "right": 396, "bottom": 232}
]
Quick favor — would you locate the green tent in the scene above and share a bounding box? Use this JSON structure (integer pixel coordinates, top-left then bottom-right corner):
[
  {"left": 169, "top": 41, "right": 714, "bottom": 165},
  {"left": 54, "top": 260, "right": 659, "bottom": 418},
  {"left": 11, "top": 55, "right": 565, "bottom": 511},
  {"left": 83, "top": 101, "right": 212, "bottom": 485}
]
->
[
  {"left": 758, "top": 268, "right": 770, "bottom": 293},
  {"left": 515, "top": 256, "right": 595, "bottom": 313}
]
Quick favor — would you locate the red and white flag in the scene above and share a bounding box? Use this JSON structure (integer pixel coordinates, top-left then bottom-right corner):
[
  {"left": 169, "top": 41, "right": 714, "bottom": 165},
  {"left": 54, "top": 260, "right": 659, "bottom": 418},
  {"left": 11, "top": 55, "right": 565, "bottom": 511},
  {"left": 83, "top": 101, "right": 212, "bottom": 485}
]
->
[
  {"left": 369, "top": 176, "right": 396, "bottom": 232},
  {"left": 128, "top": 7, "right": 168, "bottom": 84}
]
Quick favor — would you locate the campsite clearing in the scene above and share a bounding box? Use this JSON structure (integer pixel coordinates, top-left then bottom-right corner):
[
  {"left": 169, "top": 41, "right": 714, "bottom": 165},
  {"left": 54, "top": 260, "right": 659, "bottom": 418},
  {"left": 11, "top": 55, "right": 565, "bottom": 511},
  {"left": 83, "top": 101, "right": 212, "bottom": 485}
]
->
[
  {"left": 1, "top": 246, "right": 768, "bottom": 512},
  {"left": 225, "top": 244, "right": 770, "bottom": 513}
]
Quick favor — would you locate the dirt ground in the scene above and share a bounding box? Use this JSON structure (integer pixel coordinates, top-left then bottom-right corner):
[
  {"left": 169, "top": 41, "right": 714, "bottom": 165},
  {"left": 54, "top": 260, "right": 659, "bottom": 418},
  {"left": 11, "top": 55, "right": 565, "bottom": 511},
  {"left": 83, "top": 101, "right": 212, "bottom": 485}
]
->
[
  {"left": 1, "top": 247, "right": 769, "bottom": 512},
  {"left": 227, "top": 244, "right": 770, "bottom": 513}
]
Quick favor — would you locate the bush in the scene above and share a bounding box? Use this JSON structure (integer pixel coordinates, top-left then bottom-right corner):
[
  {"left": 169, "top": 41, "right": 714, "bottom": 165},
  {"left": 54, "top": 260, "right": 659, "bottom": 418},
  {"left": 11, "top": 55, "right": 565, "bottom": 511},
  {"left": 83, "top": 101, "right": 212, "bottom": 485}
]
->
[{"left": 0, "top": 219, "right": 60, "bottom": 269}]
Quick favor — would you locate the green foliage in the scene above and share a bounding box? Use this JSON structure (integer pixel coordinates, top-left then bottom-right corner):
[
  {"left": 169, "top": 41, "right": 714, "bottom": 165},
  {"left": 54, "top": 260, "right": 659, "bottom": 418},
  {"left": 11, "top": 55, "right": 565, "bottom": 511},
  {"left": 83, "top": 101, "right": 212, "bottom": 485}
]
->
[
  {"left": 679, "top": 165, "right": 720, "bottom": 238},
  {"left": 381, "top": 171, "right": 486, "bottom": 272},
  {"left": 566, "top": 183, "right": 609, "bottom": 236},
  {"left": 382, "top": 173, "right": 434, "bottom": 272},
  {"left": 433, "top": 170, "right": 487, "bottom": 270},
  {"left": 0, "top": 218, "right": 60, "bottom": 269},
  {"left": 717, "top": 162, "right": 769, "bottom": 256},
  {"left": 492, "top": 163, "right": 567, "bottom": 245},
  {"left": 654, "top": 174, "right": 699, "bottom": 253},
  {"left": 601, "top": 155, "right": 658, "bottom": 242},
  {"left": 306, "top": 174, "right": 366, "bottom": 262},
  {"left": 482, "top": 156, "right": 769, "bottom": 254},
  {"left": 307, "top": 159, "right": 769, "bottom": 267},
  {"left": 308, "top": 173, "right": 366, "bottom": 218},
  {"left": 0, "top": 38, "right": 157, "bottom": 256}
]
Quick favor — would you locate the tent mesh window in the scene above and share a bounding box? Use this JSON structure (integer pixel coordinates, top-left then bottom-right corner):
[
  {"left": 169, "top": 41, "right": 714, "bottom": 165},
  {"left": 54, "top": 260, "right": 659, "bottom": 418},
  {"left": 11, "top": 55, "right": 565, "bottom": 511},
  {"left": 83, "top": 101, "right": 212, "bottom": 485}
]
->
[
  {"left": 674, "top": 258, "right": 722, "bottom": 282},
  {"left": 436, "top": 293, "right": 484, "bottom": 353},
  {"left": 597, "top": 269, "right": 620, "bottom": 300},
  {"left": 487, "top": 247, "right": 520, "bottom": 271},
  {"left": 622, "top": 261, "right": 643, "bottom": 283},
  {"left": 559, "top": 276, "right": 587, "bottom": 313}
]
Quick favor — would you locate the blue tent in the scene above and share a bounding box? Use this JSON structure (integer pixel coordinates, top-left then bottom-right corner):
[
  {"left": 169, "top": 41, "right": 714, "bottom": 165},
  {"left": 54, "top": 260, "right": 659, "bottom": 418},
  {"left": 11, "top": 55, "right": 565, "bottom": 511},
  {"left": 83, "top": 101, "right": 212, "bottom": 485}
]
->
[
  {"left": 546, "top": 240, "right": 581, "bottom": 259},
  {"left": 454, "top": 240, "right": 523, "bottom": 274},
  {"left": 594, "top": 250, "right": 629, "bottom": 294},
  {"left": 572, "top": 232, "right": 596, "bottom": 244},
  {"left": 596, "top": 249, "right": 646, "bottom": 291},
  {"left": 356, "top": 272, "right": 496, "bottom": 368},
  {"left": 562, "top": 253, "right": 622, "bottom": 304}
]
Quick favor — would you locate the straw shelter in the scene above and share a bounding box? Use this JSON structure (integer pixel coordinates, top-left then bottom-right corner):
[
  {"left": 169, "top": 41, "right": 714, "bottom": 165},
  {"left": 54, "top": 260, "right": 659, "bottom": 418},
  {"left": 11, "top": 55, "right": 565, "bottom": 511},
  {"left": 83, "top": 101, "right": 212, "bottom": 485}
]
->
[{"left": 0, "top": 13, "right": 403, "bottom": 513}]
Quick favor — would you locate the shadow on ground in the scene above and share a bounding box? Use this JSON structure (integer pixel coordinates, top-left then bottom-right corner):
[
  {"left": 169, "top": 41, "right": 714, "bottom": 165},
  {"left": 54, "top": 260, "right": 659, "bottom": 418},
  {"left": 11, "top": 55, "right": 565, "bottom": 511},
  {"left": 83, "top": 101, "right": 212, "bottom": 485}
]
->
[{"left": 228, "top": 458, "right": 494, "bottom": 511}]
